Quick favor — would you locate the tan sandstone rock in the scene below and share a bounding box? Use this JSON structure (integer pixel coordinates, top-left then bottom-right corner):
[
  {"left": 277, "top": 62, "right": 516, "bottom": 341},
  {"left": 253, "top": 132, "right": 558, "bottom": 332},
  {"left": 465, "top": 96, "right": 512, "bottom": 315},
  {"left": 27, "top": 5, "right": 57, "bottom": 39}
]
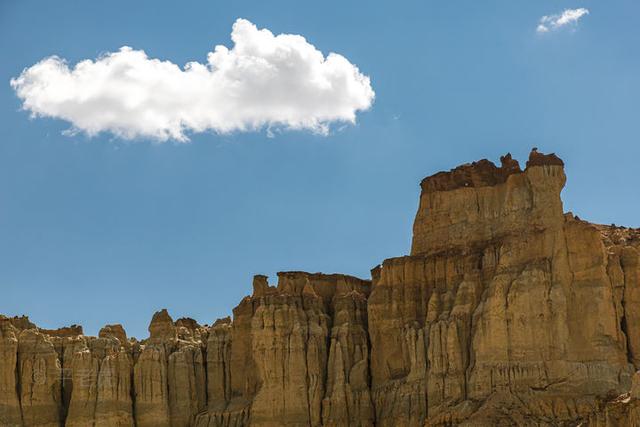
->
[
  {"left": 1, "top": 149, "right": 639, "bottom": 426},
  {"left": 0, "top": 317, "right": 22, "bottom": 426}
]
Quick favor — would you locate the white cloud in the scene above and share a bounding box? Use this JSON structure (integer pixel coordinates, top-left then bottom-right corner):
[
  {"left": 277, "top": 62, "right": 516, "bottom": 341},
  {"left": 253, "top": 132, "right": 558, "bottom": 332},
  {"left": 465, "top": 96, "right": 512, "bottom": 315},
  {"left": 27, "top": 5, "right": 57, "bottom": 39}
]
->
[
  {"left": 10, "top": 19, "right": 375, "bottom": 142},
  {"left": 537, "top": 8, "right": 590, "bottom": 33}
]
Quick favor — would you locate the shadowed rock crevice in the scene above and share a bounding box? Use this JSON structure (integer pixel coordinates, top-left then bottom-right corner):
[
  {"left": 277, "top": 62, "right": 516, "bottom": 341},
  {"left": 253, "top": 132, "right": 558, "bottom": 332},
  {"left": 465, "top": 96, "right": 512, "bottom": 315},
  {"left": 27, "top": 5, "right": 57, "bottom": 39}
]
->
[{"left": 2, "top": 149, "right": 640, "bottom": 426}]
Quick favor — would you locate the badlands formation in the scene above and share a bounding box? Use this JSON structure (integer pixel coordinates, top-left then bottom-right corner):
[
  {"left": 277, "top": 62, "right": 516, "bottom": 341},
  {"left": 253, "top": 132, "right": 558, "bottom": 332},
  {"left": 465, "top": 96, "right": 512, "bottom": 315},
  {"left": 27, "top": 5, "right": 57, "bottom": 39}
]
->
[{"left": 1, "top": 150, "right": 640, "bottom": 426}]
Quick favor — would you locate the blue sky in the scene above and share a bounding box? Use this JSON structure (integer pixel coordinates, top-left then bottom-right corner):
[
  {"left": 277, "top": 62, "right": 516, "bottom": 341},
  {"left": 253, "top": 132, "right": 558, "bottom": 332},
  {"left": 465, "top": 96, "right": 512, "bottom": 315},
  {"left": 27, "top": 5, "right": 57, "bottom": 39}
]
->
[{"left": 1, "top": 1, "right": 638, "bottom": 337}]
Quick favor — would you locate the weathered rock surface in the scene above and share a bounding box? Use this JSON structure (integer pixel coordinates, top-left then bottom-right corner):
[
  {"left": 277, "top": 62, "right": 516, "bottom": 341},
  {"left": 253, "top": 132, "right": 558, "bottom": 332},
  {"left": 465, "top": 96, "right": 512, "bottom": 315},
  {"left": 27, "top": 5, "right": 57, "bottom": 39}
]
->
[{"left": 1, "top": 149, "right": 639, "bottom": 426}]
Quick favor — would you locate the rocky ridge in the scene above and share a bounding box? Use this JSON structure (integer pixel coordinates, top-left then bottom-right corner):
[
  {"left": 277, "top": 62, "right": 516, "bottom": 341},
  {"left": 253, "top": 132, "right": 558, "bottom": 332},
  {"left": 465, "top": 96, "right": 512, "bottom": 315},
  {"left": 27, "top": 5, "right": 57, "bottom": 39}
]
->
[{"left": 1, "top": 150, "right": 639, "bottom": 426}]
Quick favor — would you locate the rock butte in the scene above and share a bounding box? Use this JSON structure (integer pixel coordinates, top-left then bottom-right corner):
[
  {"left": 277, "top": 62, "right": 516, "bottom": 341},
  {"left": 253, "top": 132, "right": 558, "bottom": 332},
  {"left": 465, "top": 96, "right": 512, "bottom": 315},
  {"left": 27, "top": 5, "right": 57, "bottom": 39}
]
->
[{"left": 2, "top": 149, "right": 640, "bottom": 427}]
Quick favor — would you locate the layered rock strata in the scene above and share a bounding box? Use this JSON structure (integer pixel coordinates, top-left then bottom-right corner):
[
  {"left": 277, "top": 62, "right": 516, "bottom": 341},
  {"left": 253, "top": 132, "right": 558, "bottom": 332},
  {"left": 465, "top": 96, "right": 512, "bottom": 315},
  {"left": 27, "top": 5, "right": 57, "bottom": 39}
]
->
[{"left": 1, "top": 150, "right": 639, "bottom": 426}]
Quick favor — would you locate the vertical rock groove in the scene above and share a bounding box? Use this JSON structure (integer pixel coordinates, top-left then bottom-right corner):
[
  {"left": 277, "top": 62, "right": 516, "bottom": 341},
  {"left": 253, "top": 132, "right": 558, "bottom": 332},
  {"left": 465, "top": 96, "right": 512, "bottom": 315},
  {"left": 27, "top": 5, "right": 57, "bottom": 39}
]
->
[{"left": 2, "top": 149, "right": 640, "bottom": 426}]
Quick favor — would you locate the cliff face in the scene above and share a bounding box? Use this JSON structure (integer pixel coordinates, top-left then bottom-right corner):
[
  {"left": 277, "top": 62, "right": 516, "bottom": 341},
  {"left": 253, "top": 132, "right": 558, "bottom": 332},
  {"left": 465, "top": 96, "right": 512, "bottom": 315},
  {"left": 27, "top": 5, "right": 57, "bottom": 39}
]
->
[
  {"left": 2, "top": 150, "right": 639, "bottom": 426},
  {"left": 372, "top": 151, "right": 640, "bottom": 426}
]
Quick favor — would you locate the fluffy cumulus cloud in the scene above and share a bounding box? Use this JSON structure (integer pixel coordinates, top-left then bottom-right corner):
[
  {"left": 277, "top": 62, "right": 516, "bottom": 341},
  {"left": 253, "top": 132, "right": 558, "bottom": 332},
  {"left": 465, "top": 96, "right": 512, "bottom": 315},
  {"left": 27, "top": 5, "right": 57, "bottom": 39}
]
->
[
  {"left": 537, "top": 8, "right": 590, "bottom": 33},
  {"left": 10, "top": 19, "right": 374, "bottom": 141}
]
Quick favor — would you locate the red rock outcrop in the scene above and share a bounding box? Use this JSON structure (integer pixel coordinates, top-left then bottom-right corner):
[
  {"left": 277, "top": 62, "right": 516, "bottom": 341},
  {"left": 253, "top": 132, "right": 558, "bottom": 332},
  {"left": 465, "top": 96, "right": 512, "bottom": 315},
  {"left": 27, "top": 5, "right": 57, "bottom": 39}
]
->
[{"left": 1, "top": 149, "right": 638, "bottom": 426}]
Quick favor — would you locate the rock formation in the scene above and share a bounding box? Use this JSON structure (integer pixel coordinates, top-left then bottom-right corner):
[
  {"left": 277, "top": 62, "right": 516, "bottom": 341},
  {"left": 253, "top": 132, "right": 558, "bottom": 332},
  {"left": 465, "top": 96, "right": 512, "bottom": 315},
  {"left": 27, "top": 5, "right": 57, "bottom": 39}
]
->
[{"left": 1, "top": 149, "right": 639, "bottom": 426}]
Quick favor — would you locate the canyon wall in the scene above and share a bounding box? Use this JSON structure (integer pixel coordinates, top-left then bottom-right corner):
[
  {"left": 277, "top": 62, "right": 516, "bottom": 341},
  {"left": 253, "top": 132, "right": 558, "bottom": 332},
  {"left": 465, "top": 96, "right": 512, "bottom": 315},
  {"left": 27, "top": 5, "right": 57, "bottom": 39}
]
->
[{"left": 1, "top": 150, "right": 639, "bottom": 426}]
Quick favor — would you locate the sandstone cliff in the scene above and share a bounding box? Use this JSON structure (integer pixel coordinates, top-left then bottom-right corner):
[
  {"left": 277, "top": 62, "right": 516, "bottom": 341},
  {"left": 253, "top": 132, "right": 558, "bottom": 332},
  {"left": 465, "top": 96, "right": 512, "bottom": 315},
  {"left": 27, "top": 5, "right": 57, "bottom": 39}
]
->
[{"left": 1, "top": 150, "right": 639, "bottom": 426}]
